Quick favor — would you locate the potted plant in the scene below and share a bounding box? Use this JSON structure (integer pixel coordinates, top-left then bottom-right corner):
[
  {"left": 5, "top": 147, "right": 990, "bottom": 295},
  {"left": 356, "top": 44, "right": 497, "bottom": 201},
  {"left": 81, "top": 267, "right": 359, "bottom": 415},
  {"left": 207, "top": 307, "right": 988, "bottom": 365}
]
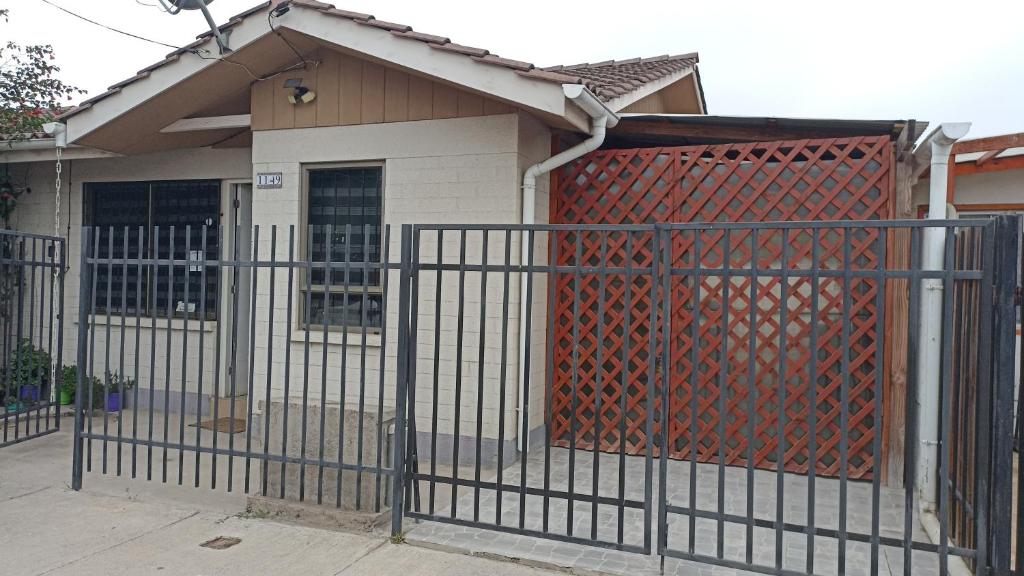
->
[
  {"left": 104, "top": 370, "right": 135, "bottom": 413},
  {"left": 5, "top": 339, "right": 51, "bottom": 411},
  {"left": 59, "top": 365, "right": 77, "bottom": 406}
]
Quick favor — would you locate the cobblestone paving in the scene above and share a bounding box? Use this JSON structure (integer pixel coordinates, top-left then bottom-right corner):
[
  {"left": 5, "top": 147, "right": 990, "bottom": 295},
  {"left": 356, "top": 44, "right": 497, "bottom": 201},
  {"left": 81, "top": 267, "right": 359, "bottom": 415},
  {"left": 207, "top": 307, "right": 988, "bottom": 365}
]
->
[{"left": 407, "top": 448, "right": 950, "bottom": 576}]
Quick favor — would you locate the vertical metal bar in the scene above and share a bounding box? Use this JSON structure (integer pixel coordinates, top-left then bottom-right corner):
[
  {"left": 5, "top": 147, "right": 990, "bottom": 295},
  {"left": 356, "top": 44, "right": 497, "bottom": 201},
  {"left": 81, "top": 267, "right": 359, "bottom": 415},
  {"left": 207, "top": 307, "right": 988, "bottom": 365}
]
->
[
  {"left": 162, "top": 226, "right": 175, "bottom": 483},
  {"left": 655, "top": 226, "right": 668, "bottom": 556},
  {"left": 568, "top": 229, "right": 584, "bottom": 536},
  {"left": 102, "top": 228, "right": 113, "bottom": 474},
  {"left": 592, "top": 230, "right": 607, "bottom": 541},
  {"left": 451, "top": 229, "right": 468, "bottom": 518},
  {"left": 543, "top": 229, "right": 558, "bottom": 533},
  {"left": 334, "top": 224, "right": 352, "bottom": 506},
  {"left": 301, "top": 226, "right": 313, "bottom": 502},
  {"left": 355, "top": 226, "right": 371, "bottom": 510},
  {"left": 280, "top": 225, "right": 295, "bottom": 500},
  {"left": 520, "top": 227, "right": 536, "bottom": 528},
  {"left": 194, "top": 226, "right": 208, "bottom": 488},
  {"left": 775, "top": 227, "right": 789, "bottom": 571},
  {"left": 498, "top": 229, "right": 513, "bottom": 526},
  {"left": 838, "top": 228, "right": 851, "bottom": 576},
  {"left": 688, "top": 228, "right": 702, "bottom": 555},
  {"left": 473, "top": 230, "right": 489, "bottom": 522},
  {"left": 938, "top": 224, "right": 956, "bottom": 576},
  {"left": 117, "top": 227, "right": 128, "bottom": 475},
  {"left": 973, "top": 220, "right": 995, "bottom": 575},
  {"left": 618, "top": 230, "right": 634, "bottom": 545},
  {"left": 716, "top": 229, "right": 731, "bottom": 559},
  {"left": 56, "top": 237, "right": 66, "bottom": 436},
  {"left": 178, "top": 226, "right": 191, "bottom": 485},
  {"left": 904, "top": 226, "right": 923, "bottom": 575},
  {"left": 870, "top": 226, "right": 887, "bottom": 575},
  {"left": 429, "top": 229, "right": 443, "bottom": 515},
  {"left": 317, "top": 225, "right": 333, "bottom": 504},
  {"left": 226, "top": 223, "right": 243, "bottom": 492},
  {"left": 12, "top": 239, "right": 23, "bottom": 443},
  {"left": 27, "top": 237, "right": 36, "bottom": 440},
  {"left": 404, "top": 224, "right": 420, "bottom": 515},
  {"left": 87, "top": 230, "right": 100, "bottom": 473},
  {"left": 989, "top": 215, "right": 1018, "bottom": 572},
  {"left": 391, "top": 224, "right": 414, "bottom": 538},
  {"left": 747, "top": 227, "right": 759, "bottom": 566},
  {"left": 262, "top": 227, "right": 278, "bottom": 497},
  {"left": 71, "top": 227, "right": 92, "bottom": 490},
  {"left": 375, "top": 226, "right": 393, "bottom": 512},
  {"left": 210, "top": 226, "right": 222, "bottom": 489},
  {"left": 147, "top": 227, "right": 159, "bottom": 481},
  {"left": 242, "top": 226, "right": 260, "bottom": 493},
  {"left": 131, "top": 227, "right": 143, "bottom": 479},
  {"left": 44, "top": 238, "right": 54, "bottom": 433}
]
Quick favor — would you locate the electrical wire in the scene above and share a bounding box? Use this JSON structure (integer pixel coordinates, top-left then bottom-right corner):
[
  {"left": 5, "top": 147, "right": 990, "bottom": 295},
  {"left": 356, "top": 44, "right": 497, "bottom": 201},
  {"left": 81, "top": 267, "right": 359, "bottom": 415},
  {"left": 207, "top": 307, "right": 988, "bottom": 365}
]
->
[
  {"left": 268, "top": 9, "right": 315, "bottom": 68},
  {"left": 39, "top": 0, "right": 181, "bottom": 50},
  {"left": 38, "top": 0, "right": 314, "bottom": 83}
]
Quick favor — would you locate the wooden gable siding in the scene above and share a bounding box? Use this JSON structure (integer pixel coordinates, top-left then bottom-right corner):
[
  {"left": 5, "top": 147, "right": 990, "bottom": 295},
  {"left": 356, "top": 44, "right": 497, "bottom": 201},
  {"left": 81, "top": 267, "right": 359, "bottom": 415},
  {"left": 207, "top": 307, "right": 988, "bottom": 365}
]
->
[
  {"left": 619, "top": 73, "right": 701, "bottom": 114},
  {"left": 251, "top": 48, "right": 516, "bottom": 130}
]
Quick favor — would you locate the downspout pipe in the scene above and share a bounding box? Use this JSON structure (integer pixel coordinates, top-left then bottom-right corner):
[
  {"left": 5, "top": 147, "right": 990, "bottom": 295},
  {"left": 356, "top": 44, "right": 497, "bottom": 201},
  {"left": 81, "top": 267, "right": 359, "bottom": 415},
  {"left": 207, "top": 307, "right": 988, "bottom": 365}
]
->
[
  {"left": 917, "top": 122, "right": 969, "bottom": 511},
  {"left": 516, "top": 85, "right": 618, "bottom": 451}
]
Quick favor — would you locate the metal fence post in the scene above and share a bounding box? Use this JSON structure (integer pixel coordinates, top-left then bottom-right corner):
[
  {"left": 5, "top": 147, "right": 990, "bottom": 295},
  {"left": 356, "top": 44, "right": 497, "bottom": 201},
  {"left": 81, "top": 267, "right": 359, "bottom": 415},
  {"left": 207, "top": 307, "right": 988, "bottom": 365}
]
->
[
  {"left": 391, "top": 224, "right": 414, "bottom": 537},
  {"left": 989, "top": 215, "right": 1018, "bottom": 572},
  {"left": 71, "top": 227, "right": 91, "bottom": 491}
]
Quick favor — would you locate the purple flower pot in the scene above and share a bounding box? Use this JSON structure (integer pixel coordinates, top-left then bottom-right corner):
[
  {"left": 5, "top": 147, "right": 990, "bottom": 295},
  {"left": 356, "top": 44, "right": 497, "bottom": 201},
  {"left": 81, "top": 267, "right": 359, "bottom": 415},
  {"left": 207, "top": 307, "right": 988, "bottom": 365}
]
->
[
  {"left": 19, "top": 384, "right": 40, "bottom": 402},
  {"left": 106, "top": 391, "right": 121, "bottom": 413}
]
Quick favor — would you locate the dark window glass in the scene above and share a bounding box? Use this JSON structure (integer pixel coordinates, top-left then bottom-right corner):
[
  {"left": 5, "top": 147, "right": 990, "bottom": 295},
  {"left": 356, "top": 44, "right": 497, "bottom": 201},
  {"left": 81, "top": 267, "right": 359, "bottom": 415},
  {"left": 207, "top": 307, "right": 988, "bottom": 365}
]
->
[
  {"left": 305, "top": 167, "right": 383, "bottom": 329},
  {"left": 86, "top": 180, "right": 220, "bottom": 320}
]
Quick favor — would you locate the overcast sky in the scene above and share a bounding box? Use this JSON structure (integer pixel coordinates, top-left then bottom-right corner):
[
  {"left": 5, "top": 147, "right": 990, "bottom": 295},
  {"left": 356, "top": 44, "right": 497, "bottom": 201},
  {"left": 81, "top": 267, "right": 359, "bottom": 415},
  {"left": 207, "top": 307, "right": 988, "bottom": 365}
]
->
[{"left": 5, "top": 0, "right": 1023, "bottom": 140}]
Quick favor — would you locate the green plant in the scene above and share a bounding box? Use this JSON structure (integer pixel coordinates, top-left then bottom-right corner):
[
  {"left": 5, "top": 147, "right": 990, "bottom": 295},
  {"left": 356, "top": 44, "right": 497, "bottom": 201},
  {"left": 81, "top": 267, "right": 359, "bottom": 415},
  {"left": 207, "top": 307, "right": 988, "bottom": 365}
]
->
[
  {"left": 104, "top": 370, "right": 136, "bottom": 393},
  {"left": 6, "top": 338, "right": 51, "bottom": 390},
  {"left": 60, "top": 364, "right": 77, "bottom": 399}
]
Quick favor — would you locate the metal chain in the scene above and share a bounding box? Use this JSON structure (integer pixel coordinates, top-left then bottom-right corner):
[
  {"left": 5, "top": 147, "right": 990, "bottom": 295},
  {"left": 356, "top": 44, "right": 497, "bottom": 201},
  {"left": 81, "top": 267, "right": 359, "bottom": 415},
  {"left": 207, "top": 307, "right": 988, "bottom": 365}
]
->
[
  {"left": 51, "top": 147, "right": 62, "bottom": 401},
  {"left": 54, "top": 147, "right": 62, "bottom": 241}
]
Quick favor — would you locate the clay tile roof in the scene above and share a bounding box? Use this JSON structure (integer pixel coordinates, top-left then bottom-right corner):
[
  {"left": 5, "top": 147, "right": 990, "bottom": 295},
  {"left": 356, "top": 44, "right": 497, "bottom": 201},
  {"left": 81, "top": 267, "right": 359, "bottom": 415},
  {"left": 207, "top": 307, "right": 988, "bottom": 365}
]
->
[
  {"left": 58, "top": 1, "right": 698, "bottom": 120},
  {"left": 541, "top": 53, "right": 699, "bottom": 101}
]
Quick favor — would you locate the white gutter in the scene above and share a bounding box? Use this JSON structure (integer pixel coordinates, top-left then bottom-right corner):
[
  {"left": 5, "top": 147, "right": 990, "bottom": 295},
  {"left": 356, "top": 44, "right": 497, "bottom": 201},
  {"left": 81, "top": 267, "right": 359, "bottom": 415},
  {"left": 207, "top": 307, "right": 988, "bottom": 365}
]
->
[
  {"left": 516, "top": 85, "right": 618, "bottom": 451},
  {"left": 916, "top": 122, "right": 969, "bottom": 510}
]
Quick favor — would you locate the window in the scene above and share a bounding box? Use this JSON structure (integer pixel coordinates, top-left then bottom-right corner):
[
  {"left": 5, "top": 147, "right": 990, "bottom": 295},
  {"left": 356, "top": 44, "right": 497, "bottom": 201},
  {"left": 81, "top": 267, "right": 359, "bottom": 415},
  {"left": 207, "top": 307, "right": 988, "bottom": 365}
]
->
[
  {"left": 303, "top": 165, "right": 384, "bottom": 331},
  {"left": 85, "top": 180, "right": 221, "bottom": 320}
]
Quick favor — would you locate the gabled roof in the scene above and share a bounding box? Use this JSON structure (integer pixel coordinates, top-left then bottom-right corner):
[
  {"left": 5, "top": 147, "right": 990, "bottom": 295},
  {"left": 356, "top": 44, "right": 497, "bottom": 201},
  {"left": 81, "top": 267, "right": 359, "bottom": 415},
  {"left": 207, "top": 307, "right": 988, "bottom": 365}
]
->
[{"left": 60, "top": 0, "right": 700, "bottom": 123}]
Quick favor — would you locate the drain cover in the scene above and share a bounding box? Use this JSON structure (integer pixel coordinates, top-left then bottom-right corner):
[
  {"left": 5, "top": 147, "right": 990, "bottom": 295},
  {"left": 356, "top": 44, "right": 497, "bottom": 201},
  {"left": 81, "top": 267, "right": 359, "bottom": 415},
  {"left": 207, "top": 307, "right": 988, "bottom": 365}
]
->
[{"left": 200, "top": 536, "right": 241, "bottom": 550}]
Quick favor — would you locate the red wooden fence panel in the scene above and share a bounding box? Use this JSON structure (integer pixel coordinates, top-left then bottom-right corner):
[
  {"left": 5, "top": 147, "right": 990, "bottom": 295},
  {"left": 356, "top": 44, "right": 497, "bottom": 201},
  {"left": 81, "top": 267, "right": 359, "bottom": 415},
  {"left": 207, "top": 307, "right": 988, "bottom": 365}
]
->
[{"left": 550, "top": 136, "right": 895, "bottom": 479}]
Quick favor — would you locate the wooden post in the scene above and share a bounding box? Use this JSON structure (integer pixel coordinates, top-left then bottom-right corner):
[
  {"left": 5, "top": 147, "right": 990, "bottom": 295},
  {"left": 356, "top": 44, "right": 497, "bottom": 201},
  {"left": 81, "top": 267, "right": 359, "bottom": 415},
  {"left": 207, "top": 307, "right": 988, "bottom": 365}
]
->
[{"left": 885, "top": 121, "right": 916, "bottom": 486}]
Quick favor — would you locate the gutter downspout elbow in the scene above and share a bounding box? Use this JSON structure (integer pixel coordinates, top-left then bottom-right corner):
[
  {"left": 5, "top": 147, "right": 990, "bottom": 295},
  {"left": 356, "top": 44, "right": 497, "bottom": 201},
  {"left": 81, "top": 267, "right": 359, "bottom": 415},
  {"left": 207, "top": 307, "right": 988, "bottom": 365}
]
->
[{"left": 516, "top": 86, "right": 616, "bottom": 451}]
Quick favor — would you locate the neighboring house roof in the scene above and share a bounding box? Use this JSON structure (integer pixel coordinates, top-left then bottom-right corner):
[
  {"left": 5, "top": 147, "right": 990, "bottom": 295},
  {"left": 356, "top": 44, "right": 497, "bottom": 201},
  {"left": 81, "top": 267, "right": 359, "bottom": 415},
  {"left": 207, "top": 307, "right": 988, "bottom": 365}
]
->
[
  {"left": 543, "top": 55, "right": 699, "bottom": 102},
  {"left": 60, "top": 0, "right": 700, "bottom": 121}
]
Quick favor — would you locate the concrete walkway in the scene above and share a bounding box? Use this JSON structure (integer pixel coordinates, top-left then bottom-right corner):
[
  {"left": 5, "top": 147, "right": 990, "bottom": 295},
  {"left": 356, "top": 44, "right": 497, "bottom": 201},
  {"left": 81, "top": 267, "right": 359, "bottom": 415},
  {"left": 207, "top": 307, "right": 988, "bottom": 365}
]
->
[{"left": 0, "top": 428, "right": 559, "bottom": 576}]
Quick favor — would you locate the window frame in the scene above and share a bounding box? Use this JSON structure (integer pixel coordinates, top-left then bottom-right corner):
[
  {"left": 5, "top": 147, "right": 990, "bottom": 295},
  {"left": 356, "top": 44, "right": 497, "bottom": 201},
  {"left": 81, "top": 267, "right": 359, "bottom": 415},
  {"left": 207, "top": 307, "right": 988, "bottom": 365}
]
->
[
  {"left": 84, "top": 179, "right": 223, "bottom": 321},
  {"left": 299, "top": 161, "right": 386, "bottom": 335}
]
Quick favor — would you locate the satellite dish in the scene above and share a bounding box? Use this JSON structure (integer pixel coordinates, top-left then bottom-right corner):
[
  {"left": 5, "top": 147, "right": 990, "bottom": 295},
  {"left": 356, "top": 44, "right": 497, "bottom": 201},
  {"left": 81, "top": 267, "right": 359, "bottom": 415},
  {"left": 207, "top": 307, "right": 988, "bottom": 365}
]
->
[
  {"left": 167, "top": 0, "right": 214, "bottom": 10},
  {"left": 155, "top": 0, "right": 230, "bottom": 54}
]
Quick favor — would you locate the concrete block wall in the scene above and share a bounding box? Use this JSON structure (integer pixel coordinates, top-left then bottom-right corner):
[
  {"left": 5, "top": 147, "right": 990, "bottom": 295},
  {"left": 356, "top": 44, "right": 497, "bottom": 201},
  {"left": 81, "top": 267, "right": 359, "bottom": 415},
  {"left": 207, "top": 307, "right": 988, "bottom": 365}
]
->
[{"left": 5, "top": 148, "right": 252, "bottom": 406}]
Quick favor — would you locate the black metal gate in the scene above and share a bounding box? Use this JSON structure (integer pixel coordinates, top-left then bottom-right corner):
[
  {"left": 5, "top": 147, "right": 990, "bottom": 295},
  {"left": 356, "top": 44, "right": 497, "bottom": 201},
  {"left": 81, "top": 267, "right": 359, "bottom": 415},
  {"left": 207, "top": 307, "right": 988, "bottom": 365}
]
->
[
  {"left": 69, "top": 218, "right": 1021, "bottom": 576},
  {"left": 398, "top": 218, "right": 1020, "bottom": 576},
  {"left": 1, "top": 229, "right": 65, "bottom": 448}
]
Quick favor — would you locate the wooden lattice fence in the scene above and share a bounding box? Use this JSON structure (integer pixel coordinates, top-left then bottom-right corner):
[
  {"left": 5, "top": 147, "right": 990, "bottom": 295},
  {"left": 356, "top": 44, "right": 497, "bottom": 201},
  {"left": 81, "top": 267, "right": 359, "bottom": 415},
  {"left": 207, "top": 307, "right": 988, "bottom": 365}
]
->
[{"left": 550, "top": 135, "right": 895, "bottom": 479}]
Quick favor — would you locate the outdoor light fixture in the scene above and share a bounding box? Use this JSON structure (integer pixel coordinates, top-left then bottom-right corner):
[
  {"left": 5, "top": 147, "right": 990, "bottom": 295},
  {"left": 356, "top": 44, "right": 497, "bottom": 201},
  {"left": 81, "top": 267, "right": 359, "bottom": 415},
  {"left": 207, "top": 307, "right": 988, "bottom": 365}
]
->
[{"left": 284, "top": 78, "right": 316, "bottom": 105}]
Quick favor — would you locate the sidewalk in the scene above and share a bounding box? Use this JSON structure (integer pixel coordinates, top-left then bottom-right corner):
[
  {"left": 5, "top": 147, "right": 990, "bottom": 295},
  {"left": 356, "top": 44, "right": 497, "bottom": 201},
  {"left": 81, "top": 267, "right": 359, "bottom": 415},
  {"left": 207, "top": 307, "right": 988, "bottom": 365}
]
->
[{"left": 0, "top": 428, "right": 557, "bottom": 576}]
